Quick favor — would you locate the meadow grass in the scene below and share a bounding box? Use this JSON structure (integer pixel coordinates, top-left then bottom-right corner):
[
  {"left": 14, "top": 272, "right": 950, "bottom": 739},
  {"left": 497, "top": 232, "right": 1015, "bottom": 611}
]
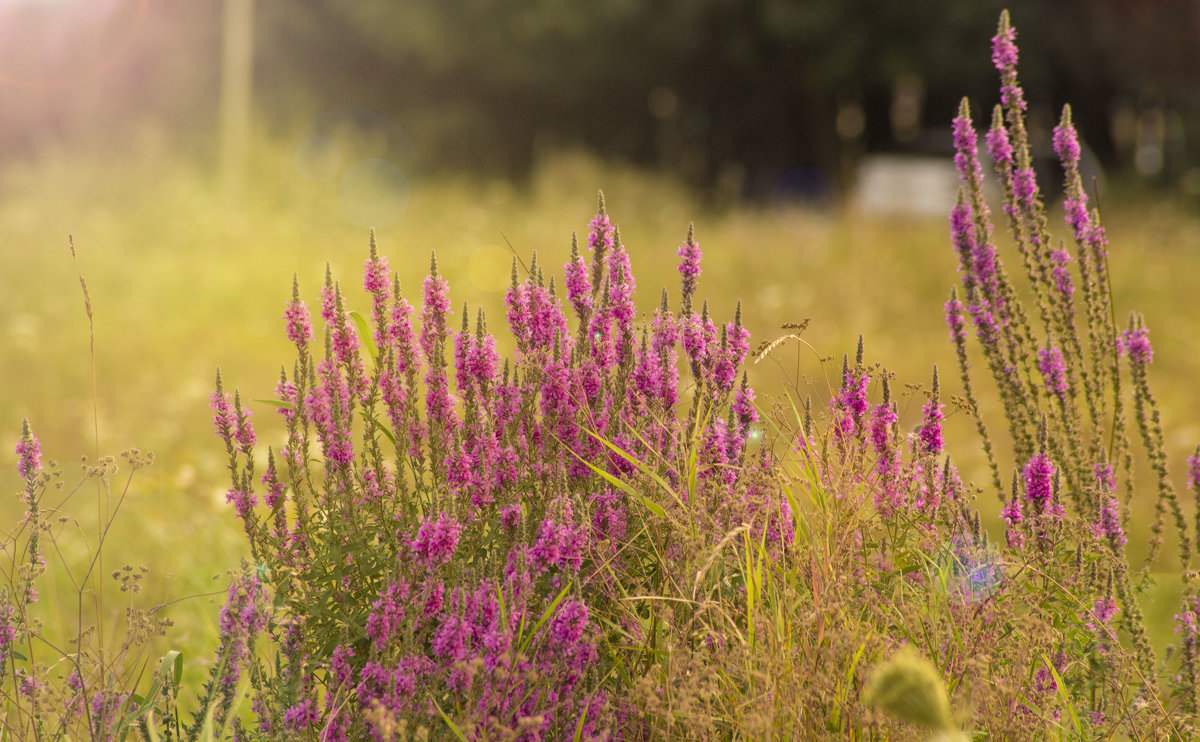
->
[{"left": 5, "top": 12, "right": 1200, "bottom": 737}]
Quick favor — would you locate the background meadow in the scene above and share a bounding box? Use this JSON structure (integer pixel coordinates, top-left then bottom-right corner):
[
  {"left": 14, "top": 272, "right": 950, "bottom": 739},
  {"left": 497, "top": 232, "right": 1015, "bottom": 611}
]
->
[
  {"left": 5, "top": 140, "right": 1200, "bottom": 705},
  {"left": 5, "top": 1, "right": 1200, "bottom": 735}
]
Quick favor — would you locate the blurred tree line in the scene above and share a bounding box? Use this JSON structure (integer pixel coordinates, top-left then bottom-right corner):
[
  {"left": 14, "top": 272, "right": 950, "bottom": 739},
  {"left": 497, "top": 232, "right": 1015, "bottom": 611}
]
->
[{"left": 3, "top": 0, "right": 1199, "bottom": 197}]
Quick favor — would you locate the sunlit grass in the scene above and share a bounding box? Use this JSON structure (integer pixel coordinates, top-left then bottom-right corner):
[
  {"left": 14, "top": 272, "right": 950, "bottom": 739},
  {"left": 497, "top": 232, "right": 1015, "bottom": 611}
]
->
[{"left": 2, "top": 135, "right": 1200, "bottom": 705}]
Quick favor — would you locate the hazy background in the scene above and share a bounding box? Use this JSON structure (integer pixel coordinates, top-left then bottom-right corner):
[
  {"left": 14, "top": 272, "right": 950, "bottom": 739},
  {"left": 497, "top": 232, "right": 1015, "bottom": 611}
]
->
[
  {"left": 4, "top": 0, "right": 1200, "bottom": 195},
  {"left": 2, "top": 0, "right": 1200, "bottom": 682}
]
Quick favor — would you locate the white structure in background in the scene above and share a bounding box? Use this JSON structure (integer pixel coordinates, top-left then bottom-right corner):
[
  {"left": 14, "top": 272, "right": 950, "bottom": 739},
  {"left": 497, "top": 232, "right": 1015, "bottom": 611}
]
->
[{"left": 853, "top": 154, "right": 960, "bottom": 218}]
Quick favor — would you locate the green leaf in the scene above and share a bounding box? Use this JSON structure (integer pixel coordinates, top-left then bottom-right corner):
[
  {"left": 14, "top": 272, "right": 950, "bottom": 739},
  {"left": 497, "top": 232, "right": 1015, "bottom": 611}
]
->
[
  {"left": 360, "top": 411, "right": 397, "bottom": 446},
  {"left": 573, "top": 697, "right": 590, "bottom": 742},
  {"left": 520, "top": 581, "right": 573, "bottom": 656},
  {"left": 350, "top": 311, "right": 379, "bottom": 363},
  {"left": 571, "top": 451, "right": 667, "bottom": 520},
  {"left": 163, "top": 649, "right": 184, "bottom": 694},
  {"left": 583, "top": 428, "right": 686, "bottom": 512},
  {"left": 253, "top": 398, "right": 294, "bottom": 410},
  {"left": 1041, "top": 653, "right": 1081, "bottom": 733},
  {"left": 431, "top": 696, "right": 471, "bottom": 742}
]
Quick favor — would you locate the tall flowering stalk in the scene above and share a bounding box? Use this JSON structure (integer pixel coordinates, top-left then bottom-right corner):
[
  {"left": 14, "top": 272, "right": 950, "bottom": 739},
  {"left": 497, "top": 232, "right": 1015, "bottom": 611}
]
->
[{"left": 942, "top": 9, "right": 1200, "bottom": 723}]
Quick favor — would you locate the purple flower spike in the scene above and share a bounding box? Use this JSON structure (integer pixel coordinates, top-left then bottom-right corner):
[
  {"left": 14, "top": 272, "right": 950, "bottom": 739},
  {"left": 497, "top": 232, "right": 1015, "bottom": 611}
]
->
[
  {"left": 951, "top": 100, "right": 984, "bottom": 189},
  {"left": 564, "top": 234, "right": 592, "bottom": 326},
  {"left": 284, "top": 275, "right": 314, "bottom": 350},
  {"left": 410, "top": 512, "right": 463, "bottom": 570},
  {"left": 1037, "top": 342, "right": 1068, "bottom": 396},
  {"left": 986, "top": 114, "right": 1014, "bottom": 169},
  {"left": 1087, "top": 596, "right": 1118, "bottom": 633},
  {"left": 1093, "top": 498, "right": 1126, "bottom": 546},
  {"left": 1023, "top": 452, "right": 1056, "bottom": 514},
  {"left": 1188, "top": 445, "right": 1200, "bottom": 492},
  {"left": 917, "top": 369, "right": 945, "bottom": 457},
  {"left": 1052, "top": 107, "right": 1082, "bottom": 166},
  {"left": 15, "top": 419, "right": 41, "bottom": 480},
  {"left": 677, "top": 223, "right": 703, "bottom": 314},
  {"left": 420, "top": 257, "right": 452, "bottom": 362},
  {"left": 945, "top": 292, "right": 967, "bottom": 346},
  {"left": 992, "top": 11, "right": 1027, "bottom": 112},
  {"left": 1120, "top": 320, "right": 1153, "bottom": 365},
  {"left": 991, "top": 13, "right": 1019, "bottom": 71}
]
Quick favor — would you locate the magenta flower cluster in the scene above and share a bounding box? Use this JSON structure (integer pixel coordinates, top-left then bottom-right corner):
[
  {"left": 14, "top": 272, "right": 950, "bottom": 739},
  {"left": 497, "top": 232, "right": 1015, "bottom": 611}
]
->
[{"left": 207, "top": 197, "right": 778, "bottom": 739}]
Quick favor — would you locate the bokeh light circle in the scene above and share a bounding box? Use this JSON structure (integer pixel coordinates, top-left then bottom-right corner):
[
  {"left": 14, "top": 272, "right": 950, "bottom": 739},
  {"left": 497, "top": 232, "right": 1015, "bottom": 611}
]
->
[
  {"left": 294, "top": 135, "right": 343, "bottom": 183},
  {"left": 467, "top": 244, "right": 514, "bottom": 293},
  {"left": 284, "top": 109, "right": 422, "bottom": 231},
  {"left": 338, "top": 158, "right": 410, "bottom": 230}
]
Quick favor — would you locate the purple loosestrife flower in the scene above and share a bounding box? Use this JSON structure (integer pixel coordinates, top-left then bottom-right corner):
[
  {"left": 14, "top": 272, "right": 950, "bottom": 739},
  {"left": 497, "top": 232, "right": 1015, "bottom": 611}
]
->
[
  {"left": 1037, "top": 342, "right": 1068, "bottom": 396},
  {"left": 1087, "top": 596, "right": 1119, "bottom": 646},
  {"left": 945, "top": 292, "right": 967, "bottom": 348},
  {"left": 1053, "top": 112, "right": 1081, "bottom": 166},
  {"left": 467, "top": 317, "right": 500, "bottom": 391},
  {"left": 210, "top": 385, "right": 237, "bottom": 443},
  {"left": 420, "top": 256, "right": 453, "bottom": 361},
  {"left": 0, "top": 599, "right": 15, "bottom": 666},
  {"left": 233, "top": 390, "right": 256, "bottom": 455},
  {"left": 530, "top": 507, "right": 585, "bottom": 575},
  {"left": 1120, "top": 322, "right": 1153, "bottom": 365},
  {"left": 949, "top": 197, "right": 976, "bottom": 277},
  {"left": 1012, "top": 167, "right": 1038, "bottom": 209},
  {"left": 587, "top": 194, "right": 613, "bottom": 252},
  {"left": 1188, "top": 445, "right": 1200, "bottom": 492},
  {"left": 1000, "top": 478, "right": 1025, "bottom": 549},
  {"left": 453, "top": 303, "right": 472, "bottom": 391},
  {"left": 217, "top": 572, "right": 269, "bottom": 692},
  {"left": 1049, "top": 247, "right": 1074, "bottom": 300},
  {"left": 732, "top": 373, "right": 758, "bottom": 428},
  {"left": 681, "top": 303, "right": 717, "bottom": 380},
  {"left": 307, "top": 359, "right": 355, "bottom": 468},
  {"left": 650, "top": 293, "right": 679, "bottom": 406},
  {"left": 713, "top": 326, "right": 737, "bottom": 393},
  {"left": 284, "top": 275, "right": 314, "bottom": 350},
  {"left": 387, "top": 280, "right": 419, "bottom": 364},
  {"left": 587, "top": 290, "right": 615, "bottom": 371},
  {"left": 677, "top": 223, "right": 702, "bottom": 315},
  {"left": 1024, "top": 452, "right": 1056, "bottom": 516},
  {"left": 870, "top": 399, "right": 904, "bottom": 516},
  {"left": 410, "top": 512, "right": 463, "bottom": 570},
  {"left": 225, "top": 486, "right": 256, "bottom": 521},
  {"left": 363, "top": 240, "right": 390, "bottom": 302},
  {"left": 1094, "top": 459, "right": 1116, "bottom": 493},
  {"left": 422, "top": 256, "right": 460, "bottom": 450},
  {"left": 1177, "top": 596, "right": 1200, "bottom": 638},
  {"left": 725, "top": 304, "right": 750, "bottom": 368},
  {"left": 987, "top": 115, "right": 1014, "bottom": 171},
  {"left": 564, "top": 234, "right": 592, "bottom": 328},
  {"left": 321, "top": 281, "right": 366, "bottom": 394},
  {"left": 282, "top": 699, "right": 319, "bottom": 733},
  {"left": 15, "top": 418, "right": 40, "bottom": 480},
  {"left": 608, "top": 230, "right": 637, "bottom": 365},
  {"left": 992, "top": 12, "right": 1026, "bottom": 112},
  {"left": 831, "top": 363, "right": 870, "bottom": 443},
  {"left": 631, "top": 328, "right": 660, "bottom": 405},
  {"left": 917, "top": 369, "right": 945, "bottom": 456},
  {"left": 951, "top": 103, "right": 984, "bottom": 188},
  {"left": 365, "top": 580, "right": 410, "bottom": 650},
  {"left": 550, "top": 599, "right": 589, "bottom": 647},
  {"left": 1093, "top": 498, "right": 1126, "bottom": 546}
]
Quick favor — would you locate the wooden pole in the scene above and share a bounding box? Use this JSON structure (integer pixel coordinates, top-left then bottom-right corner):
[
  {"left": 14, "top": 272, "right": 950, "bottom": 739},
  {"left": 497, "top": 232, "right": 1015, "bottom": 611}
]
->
[{"left": 219, "top": 0, "right": 254, "bottom": 197}]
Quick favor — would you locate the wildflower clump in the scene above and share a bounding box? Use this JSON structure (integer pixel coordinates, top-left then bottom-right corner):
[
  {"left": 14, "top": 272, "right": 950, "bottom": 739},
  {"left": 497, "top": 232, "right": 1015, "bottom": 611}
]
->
[{"left": 210, "top": 195, "right": 783, "bottom": 739}]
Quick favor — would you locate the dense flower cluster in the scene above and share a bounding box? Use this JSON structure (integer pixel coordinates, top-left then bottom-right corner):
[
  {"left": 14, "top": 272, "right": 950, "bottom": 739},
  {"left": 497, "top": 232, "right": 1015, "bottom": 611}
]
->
[{"left": 208, "top": 195, "right": 789, "bottom": 740}]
